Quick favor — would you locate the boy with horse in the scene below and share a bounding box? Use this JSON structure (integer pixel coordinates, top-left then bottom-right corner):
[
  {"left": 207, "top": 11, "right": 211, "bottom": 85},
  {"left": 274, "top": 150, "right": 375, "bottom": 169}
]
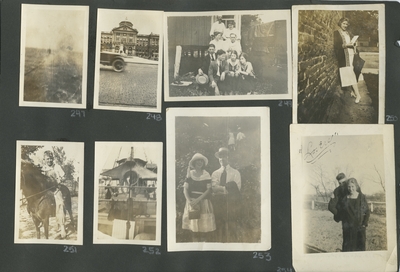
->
[{"left": 20, "top": 150, "right": 74, "bottom": 239}]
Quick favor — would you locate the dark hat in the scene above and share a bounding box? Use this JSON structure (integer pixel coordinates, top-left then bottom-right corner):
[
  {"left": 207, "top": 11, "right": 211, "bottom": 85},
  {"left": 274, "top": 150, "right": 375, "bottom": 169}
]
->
[{"left": 215, "top": 147, "right": 229, "bottom": 159}]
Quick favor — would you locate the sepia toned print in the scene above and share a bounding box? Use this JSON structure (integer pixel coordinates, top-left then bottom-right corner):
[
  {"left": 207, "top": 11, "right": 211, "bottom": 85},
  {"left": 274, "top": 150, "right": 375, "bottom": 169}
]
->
[
  {"left": 164, "top": 10, "right": 292, "bottom": 102},
  {"left": 93, "top": 142, "right": 162, "bottom": 245},
  {"left": 14, "top": 141, "right": 84, "bottom": 245},
  {"left": 290, "top": 124, "right": 397, "bottom": 272},
  {"left": 94, "top": 9, "right": 163, "bottom": 113},
  {"left": 167, "top": 107, "right": 270, "bottom": 251},
  {"left": 292, "top": 4, "right": 385, "bottom": 124},
  {"left": 19, "top": 4, "right": 88, "bottom": 108}
]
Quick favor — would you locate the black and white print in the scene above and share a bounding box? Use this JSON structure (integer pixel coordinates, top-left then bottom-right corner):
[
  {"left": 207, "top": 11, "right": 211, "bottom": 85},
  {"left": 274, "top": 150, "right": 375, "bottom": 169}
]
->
[
  {"left": 292, "top": 4, "right": 385, "bottom": 124},
  {"left": 290, "top": 124, "right": 397, "bottom": 272},
  {"left": 94, "top": 9, "right": 163, "bottom": 112},
  {"left": 93, "top": 142, "right": 162, "bottom": 245},
  {"left": 164, "top": 10, "right": 292, "bottom": 102},
  {"left": 19, "top": 4, "right": 88, "bottom": 108},
  {"left": 15, "top": 141, "right": 84, "bottom": 244},
  {"left": 167, "top": 107, "right": 270, "bottom": 251}
]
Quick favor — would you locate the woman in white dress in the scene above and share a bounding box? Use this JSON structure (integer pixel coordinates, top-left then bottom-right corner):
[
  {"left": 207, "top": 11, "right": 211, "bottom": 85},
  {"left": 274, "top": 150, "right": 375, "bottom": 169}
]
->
[{"left": 182, "top": 153, "right": 216, "bottom": 242}]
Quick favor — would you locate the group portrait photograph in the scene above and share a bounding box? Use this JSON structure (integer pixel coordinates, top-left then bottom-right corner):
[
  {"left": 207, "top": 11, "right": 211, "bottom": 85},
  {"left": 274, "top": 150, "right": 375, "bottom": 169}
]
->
[{"left": 164, "top": 10, "right": 292, "bottom": 101}]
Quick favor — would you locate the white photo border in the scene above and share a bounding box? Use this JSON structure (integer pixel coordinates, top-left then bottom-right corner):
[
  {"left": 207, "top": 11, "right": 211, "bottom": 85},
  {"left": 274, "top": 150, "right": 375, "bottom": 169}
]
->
[
  {"left": 14, "top": 140, "right": 84, "bottom": 245},
  {"left": 163, "top": 10, "right": 292, "bottom": 102},
  {"left": 290, "top": 124, "right": 397, "bottom": 272},
  {"left": 292, "top": 4, "right": 385, "bottom": 124},
  {"left": 166, "top": 107, "right": 271, "bottom": 251},
  {"left": 19, "top": 4, "right": 88, "bottom": 109},
  {"left": 93, "top": 141, "right": 163, "bottom": 245},
  {"left": 93, "top": 9, "right": 163, "bottom": 113}
]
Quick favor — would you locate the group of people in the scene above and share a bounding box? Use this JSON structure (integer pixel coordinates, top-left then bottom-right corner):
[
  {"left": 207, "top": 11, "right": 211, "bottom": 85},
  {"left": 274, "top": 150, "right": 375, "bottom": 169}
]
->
[
  {"left": 181, "top": 147, "right": 242, "bottom": 243},
  {"left": 334, "top": 17, "right": 363, "bottom": 104},
  {"left": 328, "top": 173, "right": 370, "bottom": 252},
  {"left": 197, "top": 16, "right": 256, "bottom": 96},
  {"left": 228, "top": 127, "right": 246, "bottom": 151}
]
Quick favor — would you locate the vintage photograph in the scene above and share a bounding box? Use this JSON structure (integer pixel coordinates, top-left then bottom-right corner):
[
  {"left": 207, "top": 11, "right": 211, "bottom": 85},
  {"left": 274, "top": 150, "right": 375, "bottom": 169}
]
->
[
  {"left": 19, "top": 4, "right": 88, "bottom": 108},
  {"left": 94, "top": 9, "right": 163, "bottom": 113},
  {"left": 164, "top": 10, "right": 292, "bottom": 101},
  {"left": 93, "top": 142, "right": 162, "bottom": 245},
  {"left": 167, "top": 107, "right": 270, "bottom": 251},
  {"left": 14, "top": 141, "right": 84, "bottom": 244},
  {"left": 292, "top": 4, "right": 385, "bottom": 124},
  {"left": 290, "top": 125, "right": 397, "bottom": 272}
]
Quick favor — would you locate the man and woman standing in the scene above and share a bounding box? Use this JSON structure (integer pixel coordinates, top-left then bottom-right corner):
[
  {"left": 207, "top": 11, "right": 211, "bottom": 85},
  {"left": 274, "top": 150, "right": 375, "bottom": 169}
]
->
[
  {"left": 182, "top": 147, "right": 242, "bottom": 243},
  {"left": 328, "top": 173, "right": 370, "bottom": 252}
]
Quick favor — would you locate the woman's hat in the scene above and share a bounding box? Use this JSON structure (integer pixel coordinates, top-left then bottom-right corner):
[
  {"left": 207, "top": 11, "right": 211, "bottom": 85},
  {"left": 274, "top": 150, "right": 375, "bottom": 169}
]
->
[
  {"left": 189, "top": 153, "right": 208, "bottom": 168},
  {"left": 215, "top": 147, "right": 229, "bottom": 159},
  {"left": 196, "top": 74, "right": 209, "bottom": 85}
]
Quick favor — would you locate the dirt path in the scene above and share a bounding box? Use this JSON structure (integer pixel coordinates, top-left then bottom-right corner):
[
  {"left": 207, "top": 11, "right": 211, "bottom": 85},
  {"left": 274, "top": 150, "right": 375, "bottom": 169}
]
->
[{"left": 18, "top": 196, "right": 78, "bottom": 241}]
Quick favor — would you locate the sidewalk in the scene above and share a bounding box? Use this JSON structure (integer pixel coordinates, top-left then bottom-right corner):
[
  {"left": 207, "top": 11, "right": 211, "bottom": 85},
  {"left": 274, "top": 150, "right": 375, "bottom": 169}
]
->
[
  {"left": 326, "top": 75, "right": 378, "bottom": 123},
  {"left": 123, "top": 56, "right": 158, "bottom": 65}
]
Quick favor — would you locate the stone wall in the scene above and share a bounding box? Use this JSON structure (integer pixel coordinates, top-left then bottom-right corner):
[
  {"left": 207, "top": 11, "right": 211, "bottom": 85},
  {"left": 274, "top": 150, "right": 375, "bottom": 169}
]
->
[{"left": 297, "top": 10, "right": 343, "bottom": 123}]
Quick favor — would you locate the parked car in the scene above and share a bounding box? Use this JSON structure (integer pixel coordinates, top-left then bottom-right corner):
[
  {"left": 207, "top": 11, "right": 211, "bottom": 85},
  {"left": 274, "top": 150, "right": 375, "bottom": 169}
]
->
[{"left": 100, "top": 52, "right": 125, "bottom": 72}]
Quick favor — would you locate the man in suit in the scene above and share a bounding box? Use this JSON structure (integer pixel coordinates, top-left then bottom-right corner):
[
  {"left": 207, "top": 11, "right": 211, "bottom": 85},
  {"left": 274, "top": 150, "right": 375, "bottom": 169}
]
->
[
  {"left": 198, "top": 44, "right": 216, "bottom": 77},
  {"left": 211, "top": 147, "right": 242, "bottom": 242},
  {"left": 208, "top": 49, "right": 228, "bottom": 95},
  {"left": 197, "top": 44, "right": 216, "bottom": 95}
]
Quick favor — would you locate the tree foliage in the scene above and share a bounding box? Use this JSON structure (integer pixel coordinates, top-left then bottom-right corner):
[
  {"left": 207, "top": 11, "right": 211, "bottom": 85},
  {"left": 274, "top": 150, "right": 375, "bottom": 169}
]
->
[{"left": 175, "top": 116, "right": 262, "bottom": 242}]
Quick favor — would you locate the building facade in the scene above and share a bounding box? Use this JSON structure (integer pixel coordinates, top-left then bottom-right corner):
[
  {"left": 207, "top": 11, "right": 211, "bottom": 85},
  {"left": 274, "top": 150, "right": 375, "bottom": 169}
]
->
[{"left": 100, "top": 20, "right": 159, "bottom": 58}]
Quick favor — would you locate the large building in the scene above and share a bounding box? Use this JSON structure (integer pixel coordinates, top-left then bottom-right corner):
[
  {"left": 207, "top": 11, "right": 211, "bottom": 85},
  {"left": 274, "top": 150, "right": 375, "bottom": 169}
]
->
[{"left": 101, "top": 19, "right": 159, "bottom": 59}]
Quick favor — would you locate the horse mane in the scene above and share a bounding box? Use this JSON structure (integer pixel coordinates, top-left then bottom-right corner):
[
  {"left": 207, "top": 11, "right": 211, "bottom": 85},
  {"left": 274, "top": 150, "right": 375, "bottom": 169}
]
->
[{"left": 21, "top": 160, "right": 51, "bottom": 194}]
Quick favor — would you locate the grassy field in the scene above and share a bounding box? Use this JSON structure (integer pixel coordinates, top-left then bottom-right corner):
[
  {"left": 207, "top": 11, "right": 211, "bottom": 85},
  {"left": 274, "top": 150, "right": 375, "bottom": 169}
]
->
[
  {"left": 304, "top": 209, "right": 387, "bottom": 253},
  {"left": 24, "top": 47, "right": 83, "bottom": 103}
]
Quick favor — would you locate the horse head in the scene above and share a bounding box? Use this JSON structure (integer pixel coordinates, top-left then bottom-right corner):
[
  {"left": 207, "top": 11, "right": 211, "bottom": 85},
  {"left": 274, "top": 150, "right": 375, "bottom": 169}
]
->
[{"left": 21, "top": 160, "right": 49, "bottom": 197}]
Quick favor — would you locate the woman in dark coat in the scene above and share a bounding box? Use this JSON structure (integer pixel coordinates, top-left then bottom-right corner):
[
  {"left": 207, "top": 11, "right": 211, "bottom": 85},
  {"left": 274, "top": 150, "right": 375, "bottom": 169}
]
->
[
  {"left": 338, "top": 178, "right": 370, "bottom": 251},
  {"left": 333, "top": 17, "right": 362, "bottom": 103}
]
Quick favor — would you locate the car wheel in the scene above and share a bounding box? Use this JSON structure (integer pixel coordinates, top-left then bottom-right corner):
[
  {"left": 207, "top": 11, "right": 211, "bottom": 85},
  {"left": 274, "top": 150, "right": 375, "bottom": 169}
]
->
[{"left": 112, "top": 59, "right": 125, "bottom": 72}]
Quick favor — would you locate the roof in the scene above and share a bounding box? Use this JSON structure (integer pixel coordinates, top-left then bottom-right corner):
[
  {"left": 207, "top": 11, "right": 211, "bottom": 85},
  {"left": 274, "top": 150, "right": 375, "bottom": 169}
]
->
[{"left": 101, "top": 159, "right": 157, "bottom": 180}]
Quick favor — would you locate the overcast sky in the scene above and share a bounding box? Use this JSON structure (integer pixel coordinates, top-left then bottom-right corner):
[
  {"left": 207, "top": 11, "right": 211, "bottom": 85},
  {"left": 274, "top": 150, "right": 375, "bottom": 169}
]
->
[
  {"left": 303, "top": 134, "right": 385, "bottom": 196},
  {"left": 97, "top": 9, "right": 163, "bottom": 35},
  {"left": 96, "top": 142, "right": 162, "bottom": 172},
  {"left": 23, "top": 5, "right": 87, "bottom": 51}
]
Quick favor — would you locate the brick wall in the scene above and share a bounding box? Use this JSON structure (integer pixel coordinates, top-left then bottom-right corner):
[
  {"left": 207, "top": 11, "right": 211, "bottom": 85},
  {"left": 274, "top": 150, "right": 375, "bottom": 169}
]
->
[{"left": 297, "top": 10, "right": 343, "bottom": 123}]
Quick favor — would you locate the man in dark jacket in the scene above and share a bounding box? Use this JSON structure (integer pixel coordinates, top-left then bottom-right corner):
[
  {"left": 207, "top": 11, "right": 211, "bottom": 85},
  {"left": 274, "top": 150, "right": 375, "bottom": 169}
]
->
[
  {"left": 208, "top": 49, "right": 228, "bottom": 95},
  {"left": 328, "top": 173, "right": 347, "bottom": 222}
]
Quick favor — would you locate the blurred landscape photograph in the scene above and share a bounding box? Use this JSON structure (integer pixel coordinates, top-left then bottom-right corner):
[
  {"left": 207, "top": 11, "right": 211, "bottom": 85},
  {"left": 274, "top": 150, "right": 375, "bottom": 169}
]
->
[{"left": 20, "top": 5, "right": 88, "bottom": 107}]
